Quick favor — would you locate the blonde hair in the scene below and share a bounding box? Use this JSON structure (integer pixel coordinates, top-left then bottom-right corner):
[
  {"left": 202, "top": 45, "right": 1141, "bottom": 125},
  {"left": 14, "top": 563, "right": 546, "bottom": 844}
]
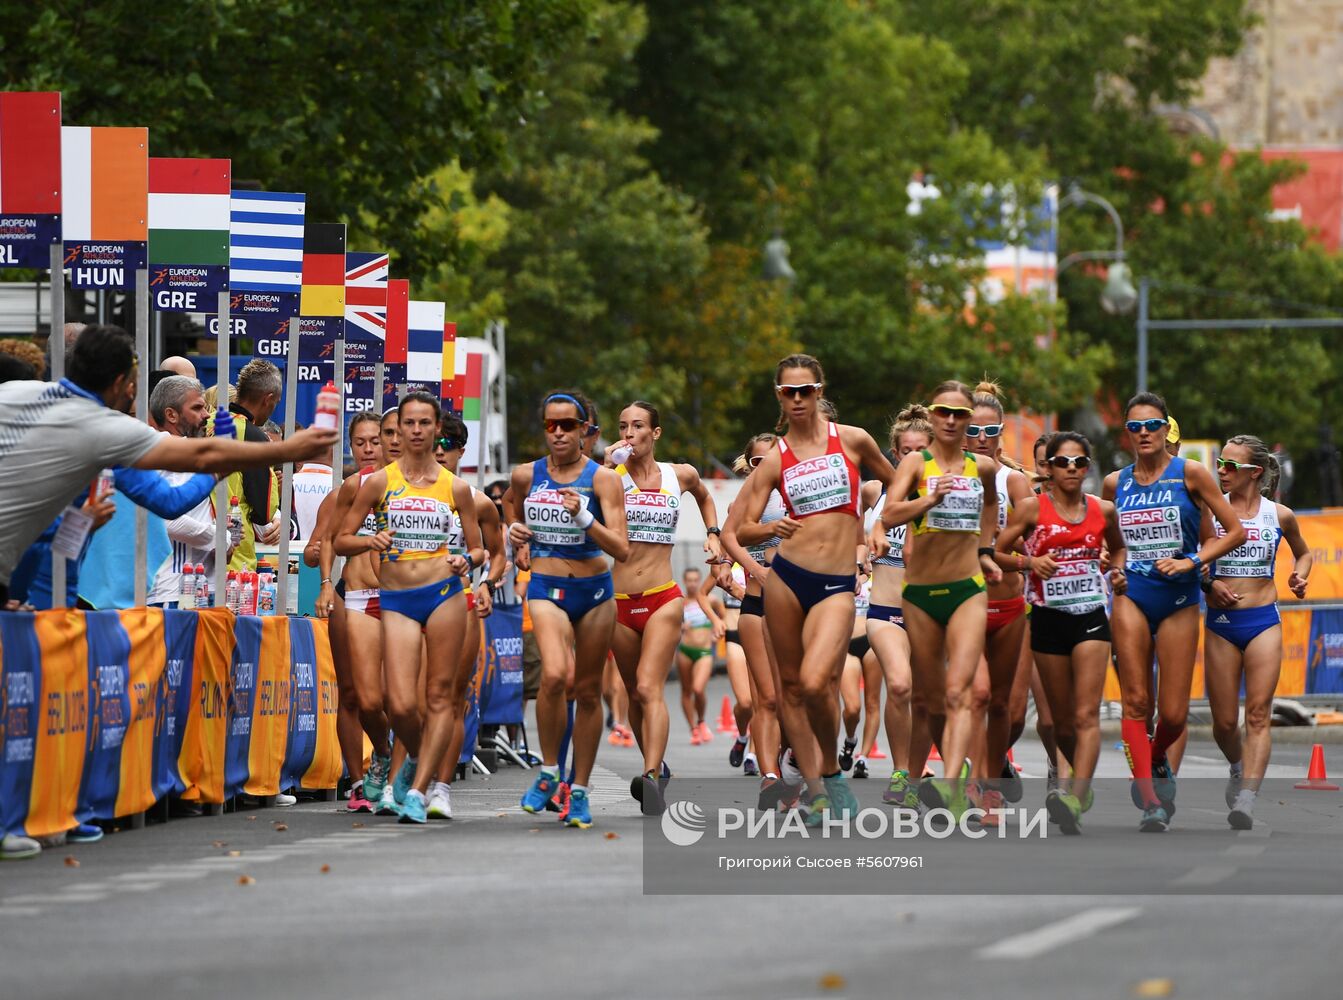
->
[
  {"left": 732, "top": 432, "right": 778, "bottom": 475},
  {"left": 971, "top": 377, "right": 1029, "bottom": 472},
  {"left": 890, "top": 403, "right": 932, "bottom": 451}
]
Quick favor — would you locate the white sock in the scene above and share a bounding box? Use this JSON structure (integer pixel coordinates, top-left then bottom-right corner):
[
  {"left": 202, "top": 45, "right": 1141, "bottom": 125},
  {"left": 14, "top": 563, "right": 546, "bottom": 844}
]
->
[
  {"left": 735, "top": 734, "right": 749, "bottom": 745},
  {"left": 432, "top": 781, "right": 451, "bottom": 797},
  {"left": 571, "top": 784, "right": 588, "bottom": 797},
  {"left": 542, "top": 764, "right": 559, "bottom": 779}
]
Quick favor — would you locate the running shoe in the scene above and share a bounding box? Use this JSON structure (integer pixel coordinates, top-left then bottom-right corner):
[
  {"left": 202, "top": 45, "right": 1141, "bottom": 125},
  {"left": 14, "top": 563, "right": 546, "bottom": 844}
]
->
[
  {"left": 1045, "top": 789, "right": 1082, "bottom": 835},
  {"left": 1152, "top": 756, "right": 1177, "bottom": 810},
  {"left": 1, "top": 833, "right": 40, "bottom": 860},
  {"left": 1228, "top": 789, "right": 1255, "bottom": 830},
  {"left": 1079, "top": 786, "right": 1095, "bottom": 813},
  {"left": 608, "top": 727, "right": 624, "bottom": 746},
  {"left": 566, "top": 788, "right": 593, "bottom": 828},
  {"left": 743, "top": 753, "right": 759, "bottom": 777},
  {"left": 729, "top": 737, "right": 748, "bottom": 768},
  {"left": 1000, "top": 755, "right": 1024, "bottom": 803},
  {"left": 824, "top": 772, "right": 860, "bottom": 817},
  {"left": 1129, "top": 776, "right": 1174, "bottom": 817},
  {"left": 977, "top": 786, "right": 1004, "bottom": 828},
  {"left": 399, "top": 789, "right": 428, "bottom": 824},
  {"left": 426, "top": 783, "right": 453, "bottom": 820},
  {"left": 67, "top": 823, "right": 104, "bottom": 844},
  {"left": 839, "top": 738, "right": 857, "bottom": 772},
  {"left": 392, "top": 757, "right": 417, "bottom": 805},
  {"left": 853, "top": 758, "right": 869, "bottom": 780},
  {"left": 698, "top": 721, "right": 714, "bottom": 743},
  {"left": 375, "top": 784, "right": 401, "bottom": 817},
  {"left": 690, "top": 725, "right": 703, "bottom": 746},
  {"left": 347, "top": 782, "right": 372, "bottom": 813},
  {"left": 758, "top": 775, "right": 784, "bottom": 811},
  {"left": 780, "top": 748, "right": 804, "bottom": 787},
  {"left": 1139, "top": 803, "right": 1170, "bottom": 833},
  {"left": 634, "top": 772, "right": 665, "bottom": 816},
  {"left": 362, "top": 752, "right": 391, "bottom": 804},
  {"left": 918, "top": 777, "right": 965, "bottom": 821},
  {"left": 274, "top": 792, "right": 297, "bottom": 807},
  {"left": 1046, "top": 759, "right": 1059, "bottom": 795},
  {"left": 553, "top": 782, "right": 572, "bottom": 822},
  {"left": 802, "top": 791, "right": 833, "bottom": 828},
  {"left": 884, "top": 770, "right": 911, "bottom": 807},
  {"left": 620, "top": 728, "right": 635, "bottom": 748},
  {"left": 1225, "top": 765, "right": 1243, "bottom": 809},
  {"left": 521, "top": 771, "right": 560, "bottom": 814}
]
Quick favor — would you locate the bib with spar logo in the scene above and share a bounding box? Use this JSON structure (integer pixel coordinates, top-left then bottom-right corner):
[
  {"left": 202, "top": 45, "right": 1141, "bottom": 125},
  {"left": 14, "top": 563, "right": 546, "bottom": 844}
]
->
[
  {"left": 523, "top": 457, "right": 604, "bottom": 559},
  {"left": 1025, "top": 493, "right": 1108, "bottom": 614},
  {"left": 376, "top": 463, "right": 458, "bottom": 562},
  {"left": 619, "top": 461, "right": 682, "bottom": 545},
  {"left": 1215, "top": 494, "right": 1281, "bottom": 579},
  {"left": 915, "top": 450, "right": 984, "bottom": 534},
  {"left": 1040, "top": 558, "right": 1107, "bottom": 612},
  {"left": 1115, "top": 456, "right": 1201, "bottom": 578},
  {"left": 777, "top": 423, "right": 860, "bottom": 519}
]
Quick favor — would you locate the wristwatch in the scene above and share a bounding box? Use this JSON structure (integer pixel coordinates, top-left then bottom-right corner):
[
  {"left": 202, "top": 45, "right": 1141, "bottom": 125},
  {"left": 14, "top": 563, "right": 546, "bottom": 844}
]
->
[
  {"left": 1186, "top": 553, "right": 1203, "bottom": 572},
  {"left": 484, "top": 580, "right": 499, "bottom": 597},
  {"left": 706, "top": 527, "right": 722, "bottom": 537}
]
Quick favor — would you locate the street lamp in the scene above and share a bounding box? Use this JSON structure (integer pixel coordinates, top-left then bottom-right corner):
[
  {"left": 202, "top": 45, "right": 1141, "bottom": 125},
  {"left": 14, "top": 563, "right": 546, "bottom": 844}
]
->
[{"left": 1057, "top": 188, "right": 1137, "bottom": 315}]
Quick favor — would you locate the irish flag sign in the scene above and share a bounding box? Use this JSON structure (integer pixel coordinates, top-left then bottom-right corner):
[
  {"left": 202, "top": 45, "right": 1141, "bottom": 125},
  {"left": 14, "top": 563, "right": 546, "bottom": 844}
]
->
[
  {"left": 149, "top": 157, "right": 230, "bottom": 311},
  {"left": 0, "top": 91, "right": 62, "bottom": 268},
  {"left": 62, "top": 126, "right": 148, "bottom": 289}
]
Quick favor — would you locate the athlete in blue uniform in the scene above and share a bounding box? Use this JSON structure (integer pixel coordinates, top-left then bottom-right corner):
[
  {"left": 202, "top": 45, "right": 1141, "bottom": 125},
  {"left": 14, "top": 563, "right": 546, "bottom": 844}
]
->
[{"left": 1102, "top": 392, "right": 1245, "bottom": 832}]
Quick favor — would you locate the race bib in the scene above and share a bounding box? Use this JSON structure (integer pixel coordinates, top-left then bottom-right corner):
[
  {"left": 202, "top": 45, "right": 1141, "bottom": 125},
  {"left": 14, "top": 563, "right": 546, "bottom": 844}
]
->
[
  {"left": 1118, "top": 506, "right": 1182, "bottom": 562},
  {"left": 885, "top": 523, "right": 907, "bottom": 561},
  {"left": 925, "top": 476, "right": 982, "bottom": 533},
  {"left": 1041, "top": 559, "right": 1106, "bottom": 613},
  {"left": 52, "top": 505, "right": 95, "bottom": 560},
  {"left": 625, "top": 491, "right": 679, "bottom": 545},
  {"left": 525, "top": 489, "right": 584, "bottom": 547},
  {"left": 1216, "top": 523, "right": 1278, "bottom": 578},
  {"left": 384, "top": 496, "right": 451, "bottom": 553},
  {"left": 782, "top": 454, "right": 852, "bottom": 517}
]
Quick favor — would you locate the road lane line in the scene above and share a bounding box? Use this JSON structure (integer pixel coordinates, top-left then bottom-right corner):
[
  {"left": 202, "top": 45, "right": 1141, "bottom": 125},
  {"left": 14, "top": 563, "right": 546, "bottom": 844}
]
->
[
  {"left": 1173, "top": 865, "right": 1238, "bottom": 887},
  {"left": 1223, "top": 844, "right": 1266, "bottom": 858},
  {"left": 976, "top": 906, "right": 1142, "bottom": 959}
]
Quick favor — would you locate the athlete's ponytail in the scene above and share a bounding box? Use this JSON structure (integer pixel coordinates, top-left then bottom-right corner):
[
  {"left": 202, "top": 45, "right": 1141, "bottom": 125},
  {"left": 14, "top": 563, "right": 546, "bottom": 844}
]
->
[
  {"left": 1225, "top": 434, "right": 1279, "bottom": 497},
  {"left": 972, "top": 377, "right": 1005, "bottom": 420},
  {"left": 890, "top": 403, "right": 932, "bottom": 451}
]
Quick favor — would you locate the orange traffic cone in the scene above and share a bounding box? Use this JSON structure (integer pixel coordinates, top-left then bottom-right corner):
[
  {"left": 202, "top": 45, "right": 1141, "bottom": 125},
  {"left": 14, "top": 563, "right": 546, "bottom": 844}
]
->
[
  {"left": 1294, "top": 743, "right": 1340, "bottom": 791},
  {"left": 1007, "top": 748, "right": 1022, "bottom": 773},
  {"left": 867, "top": 741, "right": 887, "bottom": 760},
  {"left": 928, "top": 743, "right": 942, "bottom": 763},
  {"left": 716, "top": 696, "right": 737, "bottom": 735}
]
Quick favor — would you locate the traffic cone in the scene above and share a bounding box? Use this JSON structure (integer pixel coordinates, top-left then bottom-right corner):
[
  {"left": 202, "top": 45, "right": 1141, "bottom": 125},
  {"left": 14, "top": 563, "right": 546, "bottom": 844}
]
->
[
  {"left": 1007, "top": 748, "right": 1022, "bottom": 773},
  {"left": 928, "top": 743, "right": 942, "bottom": 763},
  {"left": 1294, "top": 743, "right": 1340, "bottom": 791},
  {"left": 716, "top": 696, "right": 737, "bottom": 735},
  {"left": 867, "top": 741, "right": 887, "bottom": 760}
]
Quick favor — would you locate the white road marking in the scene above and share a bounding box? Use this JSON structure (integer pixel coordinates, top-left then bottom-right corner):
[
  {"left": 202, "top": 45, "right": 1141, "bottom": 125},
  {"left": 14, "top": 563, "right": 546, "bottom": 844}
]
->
[
  {"left": 45, "top": 891, "right": 109, "bottom": 903},
  {"left": 1173, "top": 865, "right": 1238, "bottom": 887},
  {"left": 976, "top": 906, "right": 1142, "bottom": 959},
  {"left": 1223, "top": 844, "right": 1266, "bottom": 858}
]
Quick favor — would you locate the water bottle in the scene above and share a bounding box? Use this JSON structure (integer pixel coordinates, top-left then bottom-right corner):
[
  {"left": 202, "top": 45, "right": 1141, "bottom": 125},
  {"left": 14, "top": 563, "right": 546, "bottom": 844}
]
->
[
  {"left": 178, "top": 563, "right": 196, "bottom": 610},
  {"left": 90, "top": 467, "right": 116, "bottom": 503},
  {"left": 227, "top": 496, "right": 243, "bottom": 550},
  {"left": 239, "top": 572, "right": 256, "bottom": 617},
  {"left": 195, "top": 563, "right": 211, "bottom": 608},
  {"left": 225, "top": 571, "right": 240, "bottom": 613},
  {"left": 608, "top": 444, "right": 632, "bottom": 468},
  {"left": 213, "top": 406, "right": 235, "bottom": 440},
  {"left": 313, "top": 380, "right": 340, "bottom": 430}
]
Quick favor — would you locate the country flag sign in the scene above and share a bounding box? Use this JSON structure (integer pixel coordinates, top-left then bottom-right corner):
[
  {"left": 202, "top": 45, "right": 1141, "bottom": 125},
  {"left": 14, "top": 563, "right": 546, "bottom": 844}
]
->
[
  {"left": 0, "top": 91, "right": 62, "bottom": 268},
  {"left": 384, "top": 278, "right": 409, "bottom": 365},
  {"left": 230, "top": 190, "right": 305, "bottom": 293},
  {"left": 446, "top": 341, "right": 489, "bottom": 468},
  {"left": 62, "top": 126, "right": 148, "bottom": 288},
  {"left": 294, "top": 222, "right": 346, "bottom": 364},
  {"left": 406, "top": 301, "right": 448, "bottom": 388},
  {"left": 148, "top": 157, "right": 231, "bottom": 311},
  {"left": 344, "top": 251, "right": 389, "bottom": 365}
]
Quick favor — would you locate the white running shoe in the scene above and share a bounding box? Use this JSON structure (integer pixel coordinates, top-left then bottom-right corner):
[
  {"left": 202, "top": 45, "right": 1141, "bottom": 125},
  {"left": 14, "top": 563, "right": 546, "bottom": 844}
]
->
[
  {"left": 1228, "top": 788, "right": 1256, "bottom": 830},
  {"left": 274, "top": 791, "right": 297, "bottom": 807},
  {"left": 426, "top": 783, "right": 453, "bottom": 820},
  {"left": 781, "top": 748, "right": 805, "bottom": 787},
  {"left": 1, "top": 832, "right": 41, "bottom": 860}
]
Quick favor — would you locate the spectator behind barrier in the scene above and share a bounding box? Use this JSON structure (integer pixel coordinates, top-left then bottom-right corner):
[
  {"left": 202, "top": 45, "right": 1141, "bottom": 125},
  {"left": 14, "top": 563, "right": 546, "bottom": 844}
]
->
[{"left": 226, "top": 359, "right": 284, "bottom": 571}]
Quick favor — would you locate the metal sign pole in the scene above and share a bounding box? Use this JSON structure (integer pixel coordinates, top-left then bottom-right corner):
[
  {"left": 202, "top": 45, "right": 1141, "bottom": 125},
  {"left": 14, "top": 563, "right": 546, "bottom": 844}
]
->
[
  {"left": 332, "top": 336, "right": 345, "bottom": 491},
  {"left": 49, "top": 243, "right": 67, "bottom": 608},
  {"left": 495, "top": 321, "right": 508, "bottom": 472},
  {"left": 276, "top": 317, "right": 301, "bottom": 616},
  {"left": 133, "top": 268, "right": 150, "bottom": 606},
  {"left": 214, "top": 291, "right": 231, "bottom": 604},
  {"left": 374, "top": 360, "right": 385, "bottom": 418}
]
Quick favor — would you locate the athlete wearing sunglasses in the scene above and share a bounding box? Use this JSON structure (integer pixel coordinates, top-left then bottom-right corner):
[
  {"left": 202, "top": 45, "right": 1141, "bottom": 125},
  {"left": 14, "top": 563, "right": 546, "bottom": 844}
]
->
[
  {"left": 870, "top": 379, "right": 1002, "bottom": 822},
  {"left": 738, "top": 354, "right": 897, "bottom": 827},
  {"left": 508, "top": 390, "right": 629, "bottom": 828},
  {"left": 1102, "top": 391, "right": 1244, "bottom": 833},
  {"left": 996, "top": 431, "right": 1127, "bottom": 833},
  {"left": 1204, "top": 434, "right": 1311, "bottom": 830}
]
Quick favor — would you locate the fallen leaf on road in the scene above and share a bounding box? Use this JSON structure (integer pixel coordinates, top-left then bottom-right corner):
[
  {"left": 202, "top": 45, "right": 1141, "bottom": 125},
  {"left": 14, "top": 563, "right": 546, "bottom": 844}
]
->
[
  {"left": 246, "top": 815, "right": 258, "bottom": 821},
  {"left": 227, "top": 850, "right": 242, "bottom": 857},
  {"left": 351, "top": 822, "right": 365, "bottom": 829},
  {"left": 818, "top": 972, "right": 846, "bottom": 991},
  {"left": 273, "top": 823, "right": 288, "bottom": 832},
  {"left": 212, "top": 841, "right": 228, "bottom": 848},
  {"left": 496, "top": 812, "right": 507, "bottom": 818},
  {"left": 604, "top": 832, "right": 619, "bottom": 840},
  {"left": 529, "top": 828, "right": 539, "bottom": 833},
  {"left": 320, "top": 865, "right": 330, "bottom": 873},
  {"left": 1133, "top": 979, "right": 1174, "bottom": 998},
  {"left": 238, "top": 875, "right": 256, "bottom": 886},
  {"left": 64, "top": 856, "right": 79, "bottom": 868}
]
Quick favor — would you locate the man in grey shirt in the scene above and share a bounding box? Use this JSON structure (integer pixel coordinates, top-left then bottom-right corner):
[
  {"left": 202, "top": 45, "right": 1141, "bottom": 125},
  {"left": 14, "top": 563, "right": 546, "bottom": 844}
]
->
[{"left": 0, "top": 324, "right": 336, "bottom": 603}]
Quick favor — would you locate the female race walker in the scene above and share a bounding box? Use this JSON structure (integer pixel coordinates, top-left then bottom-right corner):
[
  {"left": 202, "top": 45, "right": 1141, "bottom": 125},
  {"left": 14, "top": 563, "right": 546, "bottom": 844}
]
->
[
  {"left": 1206, "top": 435, "right": 1310, "bottom": 830},
  {"left": 1102, "top": 392, "right": 1244, "bottom": 832},
  {"left": 334, "top": 392, "right": 483, "bottom": 824},
  {"left": 609, "top": 400, "right": 723, "bottom": 814},
  {"left": 860, "top": 404, "right": 933, "bottom": 810},
  {"left": 508, "top": 391, "right": 629, "bottom": 828},
  {"left": 870, "top": 380, "right": 1000, "bottom": 820},
  {"left": 721, "top": 433, "right": 788, "bottom": 808},
  {"left": 995, "top": 432, "right": 1126, "bottom": 833},
  {"left": 738, "top": 355, "right": 896, "bottom": 824},
  {"left": 307, "top": 410, "right": 384, "bottom": 811},
  {"left": 677, "top": 567, "right": 727, "bottom": 744}
]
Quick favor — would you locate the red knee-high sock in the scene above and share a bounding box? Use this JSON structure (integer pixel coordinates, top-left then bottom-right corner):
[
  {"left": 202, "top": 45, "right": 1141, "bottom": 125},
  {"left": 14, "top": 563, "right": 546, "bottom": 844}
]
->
[
  {"left": 1151, "top": 720, "right": 1184, "bottom": 763},
  {"left": 1121, "top": 718, "right": 1157, "bottom": 807}
]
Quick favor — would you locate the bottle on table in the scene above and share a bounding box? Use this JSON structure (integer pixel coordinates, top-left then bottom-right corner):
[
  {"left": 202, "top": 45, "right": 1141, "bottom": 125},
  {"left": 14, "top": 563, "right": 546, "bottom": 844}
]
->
[
  {"left": 240, "top": 572, "right": 256, "bottom": 616},
  {"left": 178, "top": 563, "right": 196, "bottom": 610},
  {"left": 194, "top": 562, "right": 211, "bottom": 608},
  {"left": 225, "top": 570, "right": 240, "bottom": 613}
]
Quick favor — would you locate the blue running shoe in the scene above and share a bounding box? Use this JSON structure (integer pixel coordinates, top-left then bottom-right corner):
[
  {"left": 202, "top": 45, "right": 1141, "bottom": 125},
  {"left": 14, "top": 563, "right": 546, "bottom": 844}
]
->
[
  {"left": 362, "top": 752, "right": 391, "bottom": 804},
  {"left": 1139, "top": 803, "right": 1169, "bottom": 832},
  {"left": 566, "top": 788, "right": 593, "bottom": 828},
  {"left": 67, "top": 823, "right": 104, "bottom": 844},
  {"left": 522, "top": 772, "right": 560, "bottom": 814},
  {"left": 823, "top": 772, "right": 860, "bottom": 817},
  {"left": 392, "top": 757, "right": 417, "bottom": 806},
  {"left": 1152, "top": 756, "right": 1177, "bottom": 811},
  {"left": 803, "top": 792, "right": 832, "bottom": 828},
  {"left": 399, "top": 790, "right": 427, "bottom": 825}
]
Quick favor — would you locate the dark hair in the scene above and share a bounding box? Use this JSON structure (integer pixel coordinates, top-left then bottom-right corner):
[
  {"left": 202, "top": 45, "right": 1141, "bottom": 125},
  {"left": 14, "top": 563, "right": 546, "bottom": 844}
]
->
[
  {"left": 626, "top": 400, "right": 660, "bottom": 428},
  {"left": 398, "top": 390, "right": 441, "bottom": 421},
  {"left": 539, "top": 389, "right": 588, "bottom": 423},
  {"left": 773, "top": 353, "right": 826, "bottom": 431},
  {"left": 486, "top": 478, "right": 509, "bottom": 498},
  {"left": 930, "top": 379, "right": 974, "bottom": 406},
  {"left": 67, "top": 324, "right": 136, "bottom": 394},
  {"left": 1033, "top": 432, "right": 1054, "bottom": 457},
  {"left": 1045, "top": 431, "right": 1092, "bottom": 460},
  {"left": 349, "top": 411, "right": 381, "bottom": 434},
  {"left": 381, "top": 407, "right": 399, "bottom": 426},
  {"left": 0, "top": 353, "right": 36, "bottom": 384},
  {"left": 1124, "top": 391, "right": 1168, "bottom": 418},
  {"left": 439, "top": 412, "right": 468, "bottom": 445}
]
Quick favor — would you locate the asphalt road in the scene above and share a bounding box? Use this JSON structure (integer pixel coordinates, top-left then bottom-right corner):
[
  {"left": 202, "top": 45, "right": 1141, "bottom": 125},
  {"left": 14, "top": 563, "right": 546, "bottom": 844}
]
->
[{"left": 3, "top": 675, "right": 1342, "bottom": 1000}]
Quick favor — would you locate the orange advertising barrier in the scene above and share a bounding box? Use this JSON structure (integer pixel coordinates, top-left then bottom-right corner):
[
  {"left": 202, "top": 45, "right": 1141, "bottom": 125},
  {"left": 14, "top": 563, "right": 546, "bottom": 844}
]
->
[{"left": 1275, "top": 510, "right": 1343, "bottom": 601}]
